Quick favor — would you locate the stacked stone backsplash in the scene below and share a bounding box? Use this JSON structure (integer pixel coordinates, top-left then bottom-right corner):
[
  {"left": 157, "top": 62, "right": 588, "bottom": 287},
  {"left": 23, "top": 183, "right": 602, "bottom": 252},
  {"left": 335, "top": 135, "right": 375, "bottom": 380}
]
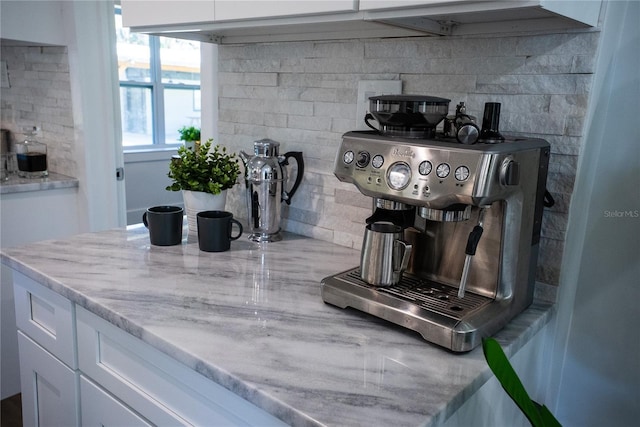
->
[
  {"left": 218, "top": 30, "right": 600, "bottom": 287},
  {"left": 0, "top": 42, "right": 76, "bottom": 178}
]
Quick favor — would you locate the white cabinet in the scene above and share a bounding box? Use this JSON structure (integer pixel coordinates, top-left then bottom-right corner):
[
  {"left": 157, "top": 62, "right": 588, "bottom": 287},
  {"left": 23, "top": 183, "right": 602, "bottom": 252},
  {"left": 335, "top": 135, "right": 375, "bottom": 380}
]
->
[
  {"left": 17, "top": 332, "right": 79, "bottom": 427},
  {"left": 121, "top": 0, "right": 601, "bottom": 43},
  {"left": 359, "top": 0, "right": 460, "bottom": 11},
  {"left": 360, "top": 0, "right": 602, "bottom": 31},
  {"left": 13, "top": 273, "right": 76, "bottom": 368},
  {"left": 80, "top": 375, "right": 153, "bottom": 427},
  {"left": 76, "top": 306, "right": 287, "bottom": 426},
  {"left": 122, "top": 0, "right": 357, "bottom": 27},
  {"left": 12, "top": 270, "right": 287, "bottom": 426},
  {"left": 1, "top": 185, "right": 80, "bottom": 398},
  {"left": 121, "top": 0, "right": 215, "bottom": 27},
  {"left": 214, "top": 0, "right": 357, "bottom": 21},
  {"left": 13, "top": 271, "right": 79, "bottom": 427}
]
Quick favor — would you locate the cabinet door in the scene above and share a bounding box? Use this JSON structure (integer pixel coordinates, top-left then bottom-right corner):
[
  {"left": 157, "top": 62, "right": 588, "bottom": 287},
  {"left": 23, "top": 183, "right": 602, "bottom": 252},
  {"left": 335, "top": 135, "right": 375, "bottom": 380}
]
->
[
  {"left": 359, "top": 0, "right": 462, "bottom": 11},
  {"left": 13, "top": 272, "right": 76, "bottom": 369},
  {"left": 77, "top": 306, "right": 287, "bottom": 426},
  {"left": 17, "top": 331, "right": 79, "bottom": 427},
  {"left": 80, "top": 375, "right": 153, "bottom": 427},
  {"left": 215, "top": 0, "right": 357, "bottom": 22},
  {"left": 121, "top": 0, "right": 215, "bottom": 27}
]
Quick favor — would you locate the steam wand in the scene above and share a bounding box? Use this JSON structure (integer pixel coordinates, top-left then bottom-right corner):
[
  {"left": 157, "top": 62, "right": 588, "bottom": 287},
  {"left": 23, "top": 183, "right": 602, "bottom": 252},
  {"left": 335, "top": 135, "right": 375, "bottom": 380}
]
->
[{"left": 458, "top": 207, "right": 488, "bottom": 298}]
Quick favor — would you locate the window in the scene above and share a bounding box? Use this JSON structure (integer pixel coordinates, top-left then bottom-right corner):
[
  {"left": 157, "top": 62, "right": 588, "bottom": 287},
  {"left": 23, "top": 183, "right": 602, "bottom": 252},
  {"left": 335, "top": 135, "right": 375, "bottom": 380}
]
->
[{"left": 114, "top": 6, "right": 201, "bottom": 149}]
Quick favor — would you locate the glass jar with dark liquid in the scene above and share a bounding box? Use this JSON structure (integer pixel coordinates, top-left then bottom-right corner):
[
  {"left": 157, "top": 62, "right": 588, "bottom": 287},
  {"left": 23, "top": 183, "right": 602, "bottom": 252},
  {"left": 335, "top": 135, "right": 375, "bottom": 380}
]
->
[{"left": 16, "top": 136, "right": 48, "bottom": 178}]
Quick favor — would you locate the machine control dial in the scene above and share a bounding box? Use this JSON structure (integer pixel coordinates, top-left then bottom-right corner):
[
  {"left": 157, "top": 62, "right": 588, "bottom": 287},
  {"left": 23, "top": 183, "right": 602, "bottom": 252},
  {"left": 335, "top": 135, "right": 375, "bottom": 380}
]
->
[
  {"left": 356, "top": 151, "right": 370, "bottom": 168},
  {"left": 387, "top": 162, "right": 412, "bottom": 190},
  {"left": 343, "top": 150, "right": 354, "bottom": 164},
  {"left": 500, "top": 159, "right": 520, "bottom": 186},
  {"left": 371, "top": 154, "right": 384, "bottom": 169},
  {"left": 455, "top": 166, "right": 470, "bottom": 181},
  {"left": 436, "top": 163, "right": 451, "bottom": 179},
  {"left": 419, "top": 160, "right": 432, "bottom": 176}
]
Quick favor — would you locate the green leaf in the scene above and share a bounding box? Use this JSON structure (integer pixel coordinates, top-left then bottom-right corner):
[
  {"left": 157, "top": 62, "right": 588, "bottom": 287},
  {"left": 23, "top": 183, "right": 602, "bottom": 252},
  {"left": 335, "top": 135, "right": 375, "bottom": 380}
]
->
[
  {"left": 177, "top": 126, "right": 200, "bottom": 142},
  {"left": 482, "top": 338, "right": 561, "bottom": 427},
  {"left": 166, "top": 139, "right": 240, "bottom": 195}
]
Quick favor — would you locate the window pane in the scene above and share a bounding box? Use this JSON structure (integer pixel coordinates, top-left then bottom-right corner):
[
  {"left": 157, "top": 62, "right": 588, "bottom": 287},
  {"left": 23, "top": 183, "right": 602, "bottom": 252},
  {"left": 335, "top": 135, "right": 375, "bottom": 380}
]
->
[
  {"left": 115, "top": 10, "right": 151, "bottom": 83},
  {"left": 159, "top": 37, "right": 200, "bottom": 85},
  {"left": 120, "top": 87, "right": 153, "bottom": 147},
  {"left": 164, "top": 88, "right": 201, "bottom": 143}
]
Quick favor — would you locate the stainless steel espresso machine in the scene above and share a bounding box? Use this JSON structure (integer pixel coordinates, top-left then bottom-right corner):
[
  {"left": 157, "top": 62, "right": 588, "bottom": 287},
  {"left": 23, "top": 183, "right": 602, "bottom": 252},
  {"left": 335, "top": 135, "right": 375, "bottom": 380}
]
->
[{"left": 322, "top": 95, "right": 550, "bottom": 352}]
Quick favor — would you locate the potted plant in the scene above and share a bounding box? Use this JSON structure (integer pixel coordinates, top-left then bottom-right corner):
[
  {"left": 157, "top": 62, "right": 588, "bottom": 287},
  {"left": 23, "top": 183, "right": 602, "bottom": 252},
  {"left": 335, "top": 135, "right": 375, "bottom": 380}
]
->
[
  {"left": 177, "top": 126, "right": 201, "bottom": 150},
  {"left": 166, "top": 139, "right": 241, "bottom": 236}
]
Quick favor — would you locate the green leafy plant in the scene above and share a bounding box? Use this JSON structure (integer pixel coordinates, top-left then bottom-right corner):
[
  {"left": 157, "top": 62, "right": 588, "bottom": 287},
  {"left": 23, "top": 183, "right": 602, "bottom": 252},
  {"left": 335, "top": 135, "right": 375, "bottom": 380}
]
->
[
  {"left": 483, "top": 338, "right": 561, "bottom": 427},
  {"left": 166, "top": 139, "right": 240, "bottom": 195},
  {"left": 177, "top": 126, "right": 201, "bottom": 142}
]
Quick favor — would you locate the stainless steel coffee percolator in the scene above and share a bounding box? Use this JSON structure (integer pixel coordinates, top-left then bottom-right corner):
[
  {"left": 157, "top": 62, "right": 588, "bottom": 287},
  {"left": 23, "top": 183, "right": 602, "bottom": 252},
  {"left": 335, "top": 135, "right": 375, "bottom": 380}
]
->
[{"left": 240, "top": 139, "right": 304, "bottom": 242}]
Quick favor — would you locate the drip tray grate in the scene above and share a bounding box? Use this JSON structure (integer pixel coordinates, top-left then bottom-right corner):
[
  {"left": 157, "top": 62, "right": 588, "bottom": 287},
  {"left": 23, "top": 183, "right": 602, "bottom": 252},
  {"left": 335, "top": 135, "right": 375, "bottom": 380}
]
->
[{"left": 339, "top": 268, "right": 492, "bottom": 320}]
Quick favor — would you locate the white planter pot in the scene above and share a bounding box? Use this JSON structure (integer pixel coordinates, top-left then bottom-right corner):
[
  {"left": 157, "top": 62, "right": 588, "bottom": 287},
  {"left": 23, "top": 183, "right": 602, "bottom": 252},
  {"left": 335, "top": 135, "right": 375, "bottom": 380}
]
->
[{"left": 182, "top": 190, "right": 227, "bottom": 236}]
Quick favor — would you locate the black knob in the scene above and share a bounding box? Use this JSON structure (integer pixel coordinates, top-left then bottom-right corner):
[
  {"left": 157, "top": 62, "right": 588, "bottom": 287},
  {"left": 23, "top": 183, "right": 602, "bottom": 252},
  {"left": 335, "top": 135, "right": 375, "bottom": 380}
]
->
[{"left": 356, "top": 151, "right": 370, "bottom": 168}]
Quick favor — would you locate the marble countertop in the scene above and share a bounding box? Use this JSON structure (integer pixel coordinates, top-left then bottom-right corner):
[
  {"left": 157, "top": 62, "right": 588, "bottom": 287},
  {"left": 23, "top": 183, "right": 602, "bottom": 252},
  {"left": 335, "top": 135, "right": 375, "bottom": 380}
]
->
[
  {"left": 1, "top": 225, "right": 553, "bottom": 426},
  {"left": 0, "top": 171, "right": 79, "bottom": 194}
]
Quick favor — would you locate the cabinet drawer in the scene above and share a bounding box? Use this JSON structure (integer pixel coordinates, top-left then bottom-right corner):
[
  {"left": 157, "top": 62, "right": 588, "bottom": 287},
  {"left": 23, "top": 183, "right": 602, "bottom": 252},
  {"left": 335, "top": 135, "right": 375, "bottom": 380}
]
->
[
  {"left": 17, "top": 331, "right": 79, "bottom": 427},
  {"left": 80, "top": 375, "right": 153, "bottom": 427},
  {"left": 76, "top": 306, "right": 287, "bottom": 426},
  {"left": 13, "top": 271, "right": 76, "bottom": 369}
]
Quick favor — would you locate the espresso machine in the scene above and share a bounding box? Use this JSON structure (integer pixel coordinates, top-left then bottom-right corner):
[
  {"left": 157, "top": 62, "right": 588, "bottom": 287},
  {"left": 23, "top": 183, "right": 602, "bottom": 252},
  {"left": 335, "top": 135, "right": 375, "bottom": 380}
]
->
[{"left": 322, "top": 96, "right": 550, "bottom": 352}]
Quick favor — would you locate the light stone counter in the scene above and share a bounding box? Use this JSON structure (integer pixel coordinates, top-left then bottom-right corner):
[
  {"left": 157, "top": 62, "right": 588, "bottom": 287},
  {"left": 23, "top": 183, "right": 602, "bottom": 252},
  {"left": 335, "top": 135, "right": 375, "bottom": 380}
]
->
[
  {"left": 1, "top": 225, "right": 553, "bottom": 426},
  {"left": 0, "top": 171, "right": 79, "bottom": 194}
]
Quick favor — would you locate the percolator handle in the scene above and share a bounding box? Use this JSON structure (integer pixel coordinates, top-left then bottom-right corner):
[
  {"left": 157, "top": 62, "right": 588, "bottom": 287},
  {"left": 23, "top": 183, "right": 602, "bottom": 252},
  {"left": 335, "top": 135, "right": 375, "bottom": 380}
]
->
[
  {"left": 364, "top": 113, "right": 379, "bottom": 131},
  {"left": 282, "top": 151, "right": 304, "bottom": 205}
]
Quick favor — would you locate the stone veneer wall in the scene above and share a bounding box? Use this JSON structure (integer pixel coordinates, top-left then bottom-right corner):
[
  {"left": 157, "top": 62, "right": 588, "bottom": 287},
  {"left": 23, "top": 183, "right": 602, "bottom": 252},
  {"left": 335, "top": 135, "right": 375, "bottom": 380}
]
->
[
  {"left": 218, "top": 30, "right": 600, "bottom": 287},
  {"left": 0, "top": 42, "right": 76, "bottom": 178}
]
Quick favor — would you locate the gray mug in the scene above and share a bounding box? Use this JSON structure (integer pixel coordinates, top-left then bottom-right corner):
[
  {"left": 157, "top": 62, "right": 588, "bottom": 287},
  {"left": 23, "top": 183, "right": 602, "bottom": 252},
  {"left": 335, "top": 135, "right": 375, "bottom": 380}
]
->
[
  {"left": 143, "top": 206, "right": 184, "bottom": 246},
  {"left": 360, "top": 222, "right": 412, "bottom": 287}
]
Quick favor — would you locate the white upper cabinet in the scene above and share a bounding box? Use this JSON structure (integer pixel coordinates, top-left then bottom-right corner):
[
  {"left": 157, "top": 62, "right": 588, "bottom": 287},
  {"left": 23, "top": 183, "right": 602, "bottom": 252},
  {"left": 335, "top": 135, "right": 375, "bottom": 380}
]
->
[
  {"left": 120, "top": 0, "right": 602, "bottom": 43},
  {"left": 360, "top": 0, "right": 603, "bottom": 31},
  {"left": 121, "top": 0, "right": 215, "bottom": 28},
  {"left": 214, "top": 0, "right": 357, "bottom": 21},
  {"left": 359, "top": 0, "right": 462, "bottom": 11}
]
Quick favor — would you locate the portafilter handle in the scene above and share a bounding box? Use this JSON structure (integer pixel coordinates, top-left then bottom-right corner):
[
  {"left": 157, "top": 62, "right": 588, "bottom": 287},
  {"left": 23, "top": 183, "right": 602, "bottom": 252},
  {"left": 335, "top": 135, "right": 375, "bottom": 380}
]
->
[{"left": 458, "top": 207, "right": 487, "bottom": 298}]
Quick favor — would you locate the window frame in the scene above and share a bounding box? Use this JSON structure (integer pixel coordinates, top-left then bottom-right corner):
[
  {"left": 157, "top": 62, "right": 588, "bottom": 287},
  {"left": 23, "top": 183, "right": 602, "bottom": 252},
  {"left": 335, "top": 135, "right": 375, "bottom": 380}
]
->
[{"left": 115, "top": 6, "right": 201, "bottom": 152}]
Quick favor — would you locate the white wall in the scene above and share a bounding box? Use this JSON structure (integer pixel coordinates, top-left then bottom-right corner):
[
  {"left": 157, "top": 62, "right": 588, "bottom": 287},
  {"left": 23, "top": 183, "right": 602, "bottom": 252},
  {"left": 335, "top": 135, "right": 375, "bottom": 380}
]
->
[
  {"left": 0, "top": 0, "right": 125, "bottom": 232},
  {"left": 211, "top": 28, "right": 600, "bottom": 290},
  {"left": 123, "top": 150, "right": 184, "bottom": 224},
  {"left": 548, "top": 1, "right": 640, "bottom": 425}
]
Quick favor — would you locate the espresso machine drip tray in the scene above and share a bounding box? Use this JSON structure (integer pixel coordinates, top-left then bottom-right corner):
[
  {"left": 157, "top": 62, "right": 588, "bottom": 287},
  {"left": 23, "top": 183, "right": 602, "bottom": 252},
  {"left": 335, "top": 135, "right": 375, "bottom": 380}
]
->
[{"left": 321, "top": 267, "right": 494, "bottom": 352}]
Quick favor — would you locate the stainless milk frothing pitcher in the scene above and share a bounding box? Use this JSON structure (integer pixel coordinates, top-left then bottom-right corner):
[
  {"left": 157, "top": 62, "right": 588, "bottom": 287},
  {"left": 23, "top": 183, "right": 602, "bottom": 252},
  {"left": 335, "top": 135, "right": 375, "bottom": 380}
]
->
[
  {"left": 360, "top": 222, "right": 412, "bottom": 286},
  {"left": 240, "top": 139, "right": 304, "bottom": 242}
]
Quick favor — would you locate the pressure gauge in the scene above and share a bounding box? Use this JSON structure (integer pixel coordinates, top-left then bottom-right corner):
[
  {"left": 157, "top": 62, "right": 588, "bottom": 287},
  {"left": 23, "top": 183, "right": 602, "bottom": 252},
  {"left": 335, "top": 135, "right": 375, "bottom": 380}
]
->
[
  {"left": 371, "top": 155, "right": 384, "bottom": 169},
  {"left": 387, "top": 162, "right": 412, "bottom": 190},
  {"left": 419, "top": 160, "right": 432, "bottom": 176},
  {"left": 436, "top": 163, "right": 450, "bottom": 179},
  {"left": 343, "top": 150, "right": 354, "bottom": 164},
  {"left": 455, "top": 166, "right": 470, "bottom": 181}
]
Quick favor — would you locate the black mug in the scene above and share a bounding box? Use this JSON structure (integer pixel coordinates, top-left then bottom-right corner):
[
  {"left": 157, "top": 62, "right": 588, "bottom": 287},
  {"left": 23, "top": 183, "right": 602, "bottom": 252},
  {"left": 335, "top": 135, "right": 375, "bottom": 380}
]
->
[
  {"left": 197, "top": 211, "right": 243, "bottom": 252},
  {"left": 142, "top": 206, "right": 184, "bottom": 246}
]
